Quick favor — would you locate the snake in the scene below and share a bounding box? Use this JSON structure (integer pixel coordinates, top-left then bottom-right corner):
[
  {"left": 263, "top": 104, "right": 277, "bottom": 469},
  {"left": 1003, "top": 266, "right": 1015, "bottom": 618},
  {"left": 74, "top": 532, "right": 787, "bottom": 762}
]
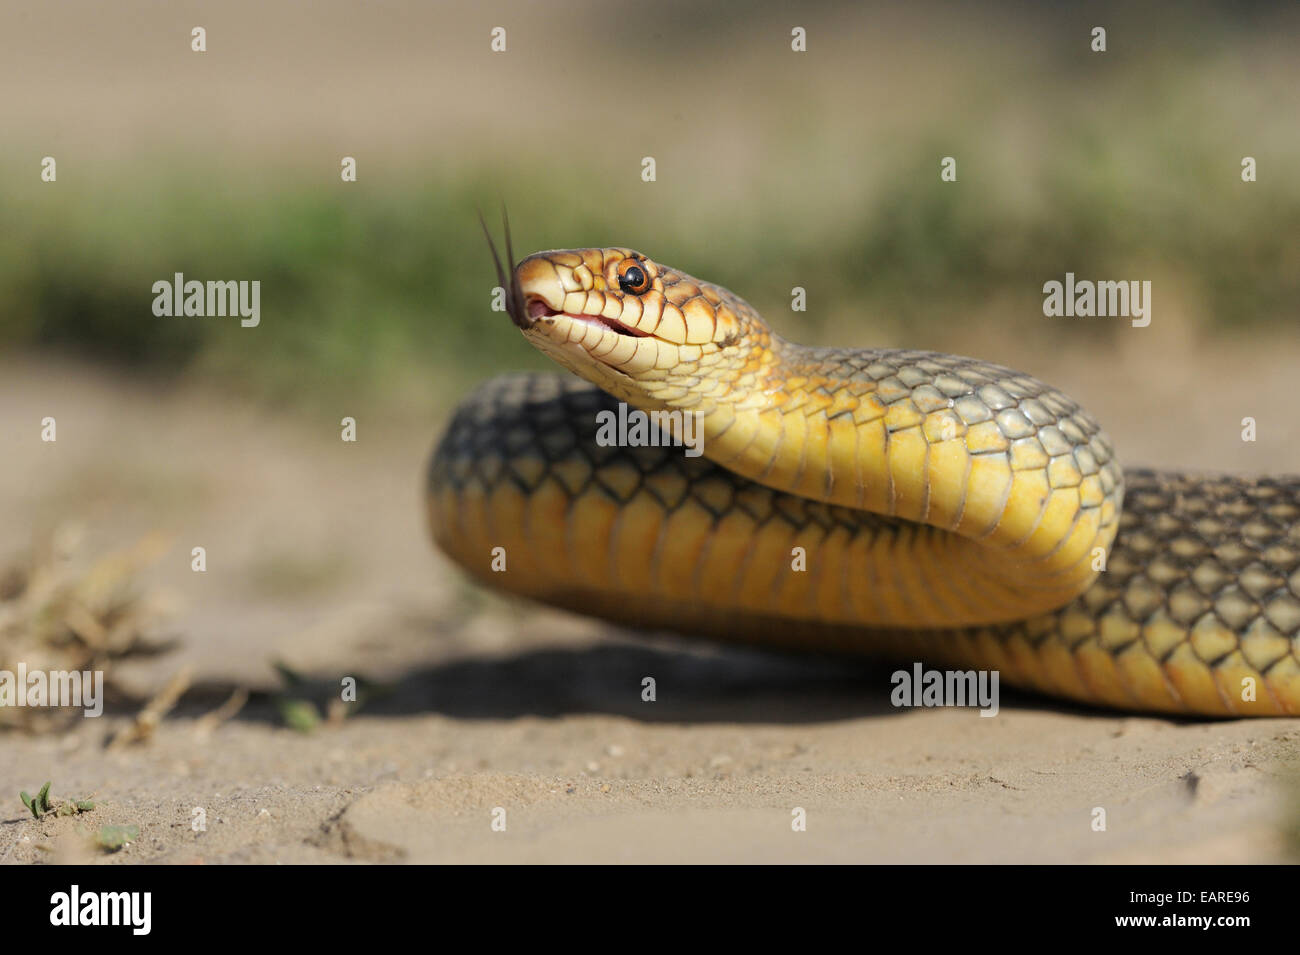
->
[{"left": 426, "top": 229, "right": 1300, "bottom": 717}]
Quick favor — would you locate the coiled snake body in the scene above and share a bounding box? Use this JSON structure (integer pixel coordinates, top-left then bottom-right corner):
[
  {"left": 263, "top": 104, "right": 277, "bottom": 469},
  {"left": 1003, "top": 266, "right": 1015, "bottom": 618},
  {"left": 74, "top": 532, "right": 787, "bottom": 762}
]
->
[{"left": 428, "top": 243, "right": 1300, "bottom": 717}]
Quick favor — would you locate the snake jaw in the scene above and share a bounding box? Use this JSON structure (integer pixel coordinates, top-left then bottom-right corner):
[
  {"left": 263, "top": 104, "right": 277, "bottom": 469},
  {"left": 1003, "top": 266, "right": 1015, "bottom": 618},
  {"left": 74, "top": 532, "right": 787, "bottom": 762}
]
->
[
  {"left": 525, "top": 296, "right": 652, "bottom": 339},
  {"left": 520, "top": 308, "right": 646, "bottom": 385}
]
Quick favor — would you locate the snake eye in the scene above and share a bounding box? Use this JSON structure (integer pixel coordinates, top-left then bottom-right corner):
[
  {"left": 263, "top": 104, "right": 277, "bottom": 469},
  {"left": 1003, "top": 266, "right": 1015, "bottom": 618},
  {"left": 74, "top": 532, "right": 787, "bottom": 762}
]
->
[{"left": 617, "top": 260, "right": 651, "bottom": 295}]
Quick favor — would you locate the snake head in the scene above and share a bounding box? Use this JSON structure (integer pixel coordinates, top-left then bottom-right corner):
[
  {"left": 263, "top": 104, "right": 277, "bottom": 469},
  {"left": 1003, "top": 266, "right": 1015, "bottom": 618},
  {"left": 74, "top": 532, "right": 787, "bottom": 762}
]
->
[{"left": 504, "top": 246, "right": 771, "bottom": 406}]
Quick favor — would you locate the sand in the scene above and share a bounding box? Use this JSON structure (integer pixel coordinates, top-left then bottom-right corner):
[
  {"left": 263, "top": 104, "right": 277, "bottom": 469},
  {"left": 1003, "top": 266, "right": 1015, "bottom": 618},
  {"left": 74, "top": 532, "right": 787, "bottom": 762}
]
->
[{"left": 1, "top": 338, "right": 1298, "bottom": 864}]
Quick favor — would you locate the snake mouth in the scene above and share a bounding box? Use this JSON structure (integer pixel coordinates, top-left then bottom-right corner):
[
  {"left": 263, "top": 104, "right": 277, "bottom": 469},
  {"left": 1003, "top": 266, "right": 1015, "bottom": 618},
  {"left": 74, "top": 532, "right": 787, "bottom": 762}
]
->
[{"left": 525, "top": 297, "right": 652, "bottom": 338}]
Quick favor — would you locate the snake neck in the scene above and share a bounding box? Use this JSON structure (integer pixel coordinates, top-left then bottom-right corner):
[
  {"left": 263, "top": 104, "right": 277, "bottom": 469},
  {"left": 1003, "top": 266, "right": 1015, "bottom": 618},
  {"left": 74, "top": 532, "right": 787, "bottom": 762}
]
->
[{"left": 630, "top": 335, "right": 1124, "bottom": 622}]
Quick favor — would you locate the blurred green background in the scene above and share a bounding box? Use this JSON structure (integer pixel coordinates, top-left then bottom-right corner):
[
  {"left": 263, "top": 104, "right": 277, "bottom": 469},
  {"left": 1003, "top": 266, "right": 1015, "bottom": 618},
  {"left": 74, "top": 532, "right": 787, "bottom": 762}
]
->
[{"left": 1, "top": 0, "right": 1296, "bottom": 415}]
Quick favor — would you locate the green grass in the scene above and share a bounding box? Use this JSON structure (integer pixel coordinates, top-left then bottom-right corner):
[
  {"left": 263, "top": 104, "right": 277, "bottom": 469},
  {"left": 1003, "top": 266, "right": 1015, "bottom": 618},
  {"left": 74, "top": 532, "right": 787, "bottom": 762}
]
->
[{"left": 1, "top": 123, "right": 1295, "bottom": 409}]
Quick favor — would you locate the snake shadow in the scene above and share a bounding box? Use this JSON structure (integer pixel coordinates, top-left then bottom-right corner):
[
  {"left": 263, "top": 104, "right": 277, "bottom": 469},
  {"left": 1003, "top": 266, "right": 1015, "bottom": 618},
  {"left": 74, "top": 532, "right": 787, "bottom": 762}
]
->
[
  {"left": 347, "top": 635, "right": 1105, "bottom": 724},
  {"left": 158, "top": 637, "right": 1133, "bottom": 729}
]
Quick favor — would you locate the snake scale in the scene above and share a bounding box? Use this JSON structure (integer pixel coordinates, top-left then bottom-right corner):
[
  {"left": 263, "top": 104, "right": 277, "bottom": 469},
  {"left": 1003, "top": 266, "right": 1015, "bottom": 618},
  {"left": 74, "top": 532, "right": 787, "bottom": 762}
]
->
[{"left": 427, "top": 237, "right": 1300, "bottom": 717}]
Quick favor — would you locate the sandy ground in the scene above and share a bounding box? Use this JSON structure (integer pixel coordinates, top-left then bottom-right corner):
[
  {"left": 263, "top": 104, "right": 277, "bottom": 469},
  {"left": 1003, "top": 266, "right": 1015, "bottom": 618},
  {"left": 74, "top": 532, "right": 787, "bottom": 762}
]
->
[{"left": 1, "top": 333, "right": 1298, "bottom": 864}]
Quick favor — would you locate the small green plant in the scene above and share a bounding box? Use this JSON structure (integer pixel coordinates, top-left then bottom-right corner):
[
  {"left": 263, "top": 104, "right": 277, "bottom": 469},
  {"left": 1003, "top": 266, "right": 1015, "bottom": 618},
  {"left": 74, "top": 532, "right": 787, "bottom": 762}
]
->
[
  {"left": 94, "top": 824, "right": 140, "bottom": 852},
  {"left": 274, "top": 697, "right": 322, "bottom": 733},
  {"left": 271, "top": 660, "right": 321, "bottom": 732},
  {"left": 19, "top": 781, "right": 96, "bottom": 819},
  {"left": 269, "top": 659, "right": 391, "bottom": 732}
]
